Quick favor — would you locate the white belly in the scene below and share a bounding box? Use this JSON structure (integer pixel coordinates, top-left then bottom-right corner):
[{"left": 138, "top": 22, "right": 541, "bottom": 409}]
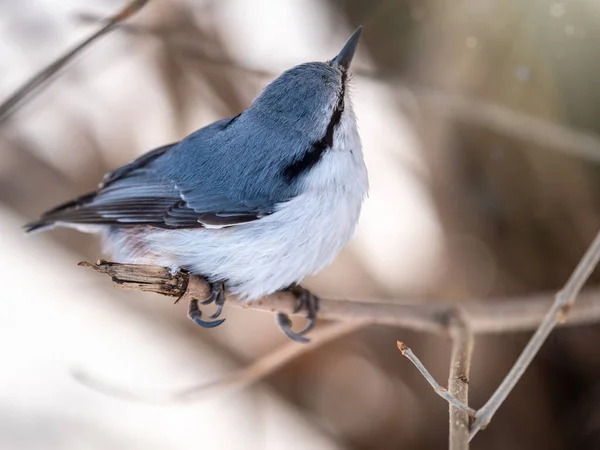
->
[{"left": 145, "top": 155, "right": 366, "bottom": 298}]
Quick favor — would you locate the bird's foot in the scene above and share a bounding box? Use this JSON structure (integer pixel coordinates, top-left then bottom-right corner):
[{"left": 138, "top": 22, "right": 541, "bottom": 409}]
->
[
  {"left": 187, "top": 296, "right": 226, "bottom": 328},
  {"left": 183, "top": 279, "right": 226, "bottom": 328},
  {"left": 276, "top": 284, "right": 320, "bottom": 343},
  {"left": 200, "top": 280, "right": 226, "bottom": 319}
]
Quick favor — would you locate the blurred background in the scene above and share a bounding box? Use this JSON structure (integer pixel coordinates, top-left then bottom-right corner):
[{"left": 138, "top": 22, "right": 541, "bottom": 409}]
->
[{"left": 1, "top": 0, "right": 600, "bottom": 448}]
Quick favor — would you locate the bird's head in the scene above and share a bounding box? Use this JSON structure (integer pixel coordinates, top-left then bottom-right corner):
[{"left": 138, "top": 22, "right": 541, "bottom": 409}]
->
[{"left": 248, "top": 27, "right": 363, "bottom": 139}]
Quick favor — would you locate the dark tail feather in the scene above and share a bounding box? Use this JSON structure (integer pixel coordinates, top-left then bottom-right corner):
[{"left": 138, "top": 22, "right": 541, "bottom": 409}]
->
[
  {"left": 23, "top": 191, "right": 98, "bottom": 233},
  {"left": 23, "top": 221, "right": 55, "bottom": 233}
]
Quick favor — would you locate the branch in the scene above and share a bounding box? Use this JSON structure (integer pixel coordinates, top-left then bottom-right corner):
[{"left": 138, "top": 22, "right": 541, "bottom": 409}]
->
[
  {"left": 394, "top": 232, "right": 600, "bottom": 444},
  {"left": 396, "top": 308, "right": 474, "bottom": 450},
  {"left": 397, "top": 341, "right": 476, "bottom": 417},
  {"left": 469, "top": 230, "right": 600, "bottom": 439},
  {"left": 79, "top": 260, "right": 600, "bottom": 336},
  {"left": 412, "top": 89, "right": 600, "bottom": 164},
  {"left": 0, "top": 0, "right": 149, "bottom": 124},
  {"left": 80, "top": 226, "right": 600, "bottom": 445},
  {"left": 448, "top": 315, "right": 474, "bottom": 450},
  {"left": 72, "top": 319, "right": 368, "bottom": 403}
]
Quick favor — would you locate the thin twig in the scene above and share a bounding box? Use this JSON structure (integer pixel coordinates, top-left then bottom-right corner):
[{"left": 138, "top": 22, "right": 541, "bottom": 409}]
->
[
  {"left": 72, "top": 320, "right": 368, "bottom": 404},
  {"left": 448, "top": 315, "right": 474, "bottom": 450},
  {"left": 80, "top": 260, "right": 600, "bottom": 336},
  {"left": 0, "top": 0, "right": 149, "bottom": 124},
  {"left": 469, "top": 231, "right": 600, "bottom": 440},
  {"left": 397, "top": 341, "right": 477, "bottom": 417}
]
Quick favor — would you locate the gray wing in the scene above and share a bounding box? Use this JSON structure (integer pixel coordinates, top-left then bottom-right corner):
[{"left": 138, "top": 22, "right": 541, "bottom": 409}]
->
[{"left": 25, "top": 116, "right": 283, "bottom": 231}]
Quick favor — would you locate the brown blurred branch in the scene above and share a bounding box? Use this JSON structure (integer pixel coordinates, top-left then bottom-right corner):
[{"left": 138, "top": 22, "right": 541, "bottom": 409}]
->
[
  {"left": 413, "top": 89, "right": 600, "bottom": 164},
  {"left": 80, "top": 260, "right": 600, "bottom": 336},
  {"left": 0, "top": 0, "right": 149, "bottom": 124},
  {"left": 73, "top": 319, "right": 368, "bottom": 403}
]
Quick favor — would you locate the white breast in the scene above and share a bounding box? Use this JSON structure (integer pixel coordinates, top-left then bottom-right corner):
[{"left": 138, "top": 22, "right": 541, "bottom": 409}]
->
[{"left": 113, "top": 102, "right": 368, "bottom": 300}]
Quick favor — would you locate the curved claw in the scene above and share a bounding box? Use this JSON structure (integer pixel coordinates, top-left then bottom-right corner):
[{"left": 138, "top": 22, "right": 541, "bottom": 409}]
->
[
  {"left": 188, "top": 298, "right": 226, "bottom": 329},
  {"left": 275, "top": 285, "right": 320, "bottom": 343},
  {"left": 191, "top": 315, "right": 226, "bottom": 328},
  {"left": 200, "top": 281, "right": 225, "bottom": 319},
  {"left": 201, "top": 281, "right": 225, "bottom": 304},
  {"left": 210, "top": 302, "right": 225, "bottom": 320},
  {"left": 276, "top": 313, "right": 310, "bottom": 343}
]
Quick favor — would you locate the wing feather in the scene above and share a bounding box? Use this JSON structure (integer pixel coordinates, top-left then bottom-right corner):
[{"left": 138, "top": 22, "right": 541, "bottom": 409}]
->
[{"left": 26, "top": 116, "right": 281, "bottom": 232}]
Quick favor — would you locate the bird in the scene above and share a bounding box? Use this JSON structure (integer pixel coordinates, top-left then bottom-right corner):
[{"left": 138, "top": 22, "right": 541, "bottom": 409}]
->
[{"left": 25, "top": 27, "right": 368, "bottom": 343}]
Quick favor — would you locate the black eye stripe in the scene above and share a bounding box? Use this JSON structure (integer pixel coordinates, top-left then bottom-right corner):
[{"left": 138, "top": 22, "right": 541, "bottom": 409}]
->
[{"left": 282, "top": 73, "right": 347, "bottom": 182}]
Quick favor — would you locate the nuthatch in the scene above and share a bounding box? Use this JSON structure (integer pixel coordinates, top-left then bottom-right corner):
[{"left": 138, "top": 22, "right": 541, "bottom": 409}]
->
[{"left": 26, "top": 27, "right": 368, "bottom": 342}]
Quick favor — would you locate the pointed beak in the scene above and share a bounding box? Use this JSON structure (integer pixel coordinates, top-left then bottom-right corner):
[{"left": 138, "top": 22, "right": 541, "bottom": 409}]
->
[{"left": 330, "top": 26, "right": 363, "bottom": 71}]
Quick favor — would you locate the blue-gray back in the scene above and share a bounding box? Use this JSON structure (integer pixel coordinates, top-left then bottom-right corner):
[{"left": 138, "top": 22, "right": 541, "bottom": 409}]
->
[
  {"left": 27, "top": 61, "right": 344, "bottom": 229},
  {"left": 157, "top": 62, "right": 342, "bottom": 213}
]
